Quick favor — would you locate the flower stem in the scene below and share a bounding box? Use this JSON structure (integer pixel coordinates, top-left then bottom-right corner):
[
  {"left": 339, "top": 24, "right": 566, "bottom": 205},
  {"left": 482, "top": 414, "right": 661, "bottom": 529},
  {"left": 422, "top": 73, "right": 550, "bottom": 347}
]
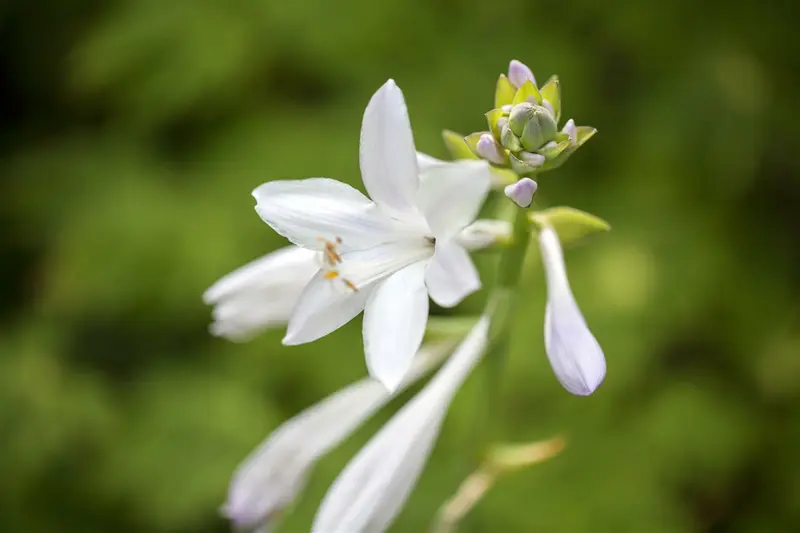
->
[{"left": 479, "top": 207, "right": 532, "bottom": 452}]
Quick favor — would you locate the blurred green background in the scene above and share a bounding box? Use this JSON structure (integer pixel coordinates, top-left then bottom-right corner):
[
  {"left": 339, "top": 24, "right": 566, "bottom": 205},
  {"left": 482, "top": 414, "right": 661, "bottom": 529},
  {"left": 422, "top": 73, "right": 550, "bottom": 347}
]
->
[{"left": 2, "top": 0, "right": 799, "bottom": 531}]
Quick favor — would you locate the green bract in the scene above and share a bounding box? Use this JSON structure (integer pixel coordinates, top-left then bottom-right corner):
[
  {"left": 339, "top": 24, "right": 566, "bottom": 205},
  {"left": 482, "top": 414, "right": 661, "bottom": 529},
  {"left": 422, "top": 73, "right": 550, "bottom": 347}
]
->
[{"left": 529, "top": 207, "right": 611, "bottom": 247}]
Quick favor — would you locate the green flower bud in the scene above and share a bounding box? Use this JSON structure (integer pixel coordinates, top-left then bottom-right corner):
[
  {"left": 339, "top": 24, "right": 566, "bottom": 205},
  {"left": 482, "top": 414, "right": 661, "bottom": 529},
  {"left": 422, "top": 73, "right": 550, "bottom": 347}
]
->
[
  {"left": 520, "top": 106, "right": 558, "bottom": 151},
  {"left": 485, "top": 108, "right": 506, "bottom": 140},
  {"left": 500, "top": 123, "right": 522, "bottom": 152},
  {"left": 508, "top": 102, "right": 535, "bottom": 137},
  {"left": 539, "top": 76, "right": 561, "bottom": 123}
]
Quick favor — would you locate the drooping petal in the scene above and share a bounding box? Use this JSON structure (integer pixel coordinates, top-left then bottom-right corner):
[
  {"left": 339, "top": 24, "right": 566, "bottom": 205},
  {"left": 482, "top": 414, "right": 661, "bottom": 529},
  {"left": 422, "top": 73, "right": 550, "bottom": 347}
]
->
[
  {"left": 425, "top": 241, "right": 481, "bottom": 307},
  {"left": 416, "top": 160, "right": 491, "bottom": 239},
  {"left": 253, "top": 178, "right": 399, "bottom": 252},
  {"left": 224, "top": 341, "right": 455, "bottom": 531},
  {"left": 360, "top": 80, "right": 421, "bottom": 220},
  {"left": 312, "top": 317, "right": 490, "bottom": 533},
  {"left": 363, "top": 261, "right": 429, "bottom": 392},
  {"left": 203, "top": 247, "right": 319, "bottom": 340},
  {"left": 283, "top": 270, "right": 371, "bottom": 345},
  {"left": 538, "top": 227, "right": 606, "bottom": 395}
]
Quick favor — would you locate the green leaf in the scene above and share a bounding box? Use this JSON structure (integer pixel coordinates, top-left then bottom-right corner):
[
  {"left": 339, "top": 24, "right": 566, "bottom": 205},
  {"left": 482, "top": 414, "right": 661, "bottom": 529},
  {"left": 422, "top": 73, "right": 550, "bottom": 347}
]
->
[
  {"left": 537, "top": 139, "right": 571, "bottom": 160},
  {"left": 495, "top": 74, "right": 516, "bottom": 108},
  {"left": 464, "top": 132, "right": 486, "bottom": 157},
  {"left": 442, "top": 130, "right": 479, "bottom": 160},
  {"left": 540, "top": 76, "right": 561, "bottom": 123},
  {"left": 512, "top": 80, "right": 542, "bottom": 106},
  {"left": 576, "top": 126, "right": 597, "bottom": 146},
  {"left": 529, "top": 207, "right": 611, "bottom": 246},
  {"left": 485, "top": 108, "right": 507, "bottom": 140}
]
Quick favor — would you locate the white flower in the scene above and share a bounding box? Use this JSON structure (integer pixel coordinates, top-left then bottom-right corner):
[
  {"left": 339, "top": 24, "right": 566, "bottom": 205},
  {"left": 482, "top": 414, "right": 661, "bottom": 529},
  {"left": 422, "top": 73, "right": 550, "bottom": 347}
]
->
[
  {"left": 311, "top": 316, "right": 489, "bottom": 533},
  {"left": 203, "top": 246, "right": 318, "bottom": 341},
  {"left": 252, "top": 80, "right": 491, "bottom": 391},
  {"left": 222, "top": 340, "right": 457, "bottom": 531},
  {"left": 204, "top": 156, "right": 494, "bottom": 343},
  {"left": 538, "top": 226, "right": 606, "bottom": 395}
]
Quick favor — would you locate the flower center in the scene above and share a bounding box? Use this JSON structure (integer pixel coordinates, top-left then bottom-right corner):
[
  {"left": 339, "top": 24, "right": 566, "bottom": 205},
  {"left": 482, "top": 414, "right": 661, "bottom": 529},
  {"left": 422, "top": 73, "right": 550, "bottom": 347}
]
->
[{"left": 318, "top": 236, "right": 359, "bottom": 292}]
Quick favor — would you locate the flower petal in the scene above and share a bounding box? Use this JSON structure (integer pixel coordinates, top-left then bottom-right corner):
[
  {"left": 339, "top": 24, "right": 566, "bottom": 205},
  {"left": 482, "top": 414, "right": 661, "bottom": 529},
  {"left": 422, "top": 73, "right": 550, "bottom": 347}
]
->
[
  {"left": 363, "top": 261, "right": 429, "bottom": 392},
  {"left": 539, "top": 227, "right": 606, "bottom": 395},
  {"left": 312, "top": 317, "right": 489, "bottom": 533},
  {"left": 224, "top": 341, "right": 454, "bottom": 531},
  {"left": 456, "top": 219, "right": 512, "bottom": 251},
  {"left": 425, "top": 241, "right": 481, "bottom": 307},
  {"left": 416, "top": 160, "right": 491, "bottom": 239},
  {"left": 360, "top": 80, "right": 421, "bottom": 220},
  {"left": 203, "top": 247, "right": 319, "bottom": 340},
  {"left": 253, "top": 178, "right": 398, "bottom": 251},
  {"left": 416, "top": 151, "right": 445, "bottom": 172},
  {"left": 283, "top": 270, "right": 370, "bottom": 345}
]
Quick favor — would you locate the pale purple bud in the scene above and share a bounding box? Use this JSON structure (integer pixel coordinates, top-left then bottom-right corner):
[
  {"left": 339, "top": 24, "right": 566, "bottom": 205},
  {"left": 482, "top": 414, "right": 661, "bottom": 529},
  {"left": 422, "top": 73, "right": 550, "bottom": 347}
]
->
[
  {"left": 508, "top": 59, "right": 536, "bottom": 88},
  {"left": 562, "top": 119, "right": 578, "bottom": 145},
  {"left": 539, "top": 226, "right": 606, "bottom": 395},
  {"left": 519, "top": 151, "right": 546, "bottom": 168},
  {"left": 504, "top": 177, "right": 538, "bottom": 207},
  {"left": 501, "top": 104, "right": 513, "bottom": 114},
  {"left": 476, "top": 133, "right": 506, "bottom": 165}
]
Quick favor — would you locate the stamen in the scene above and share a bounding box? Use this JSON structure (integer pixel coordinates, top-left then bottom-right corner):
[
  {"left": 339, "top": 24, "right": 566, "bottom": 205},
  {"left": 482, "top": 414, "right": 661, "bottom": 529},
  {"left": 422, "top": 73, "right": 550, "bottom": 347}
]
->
[{"left": 316, "top": 236, "right": 358, "bottom": 292}]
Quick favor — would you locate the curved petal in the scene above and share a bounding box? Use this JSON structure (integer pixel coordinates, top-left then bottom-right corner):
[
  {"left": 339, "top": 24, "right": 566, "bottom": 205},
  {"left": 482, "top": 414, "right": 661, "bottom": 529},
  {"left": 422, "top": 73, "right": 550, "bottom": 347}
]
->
[
  {"left": 360, "top": 80, "right": 421, "bottom": 220},
  {"left": 539, "top": 227, "right": 606, "bottom": 395},
  {"left": 416, "top": 160, "right": 491, "bottom": 239},
  {"left": 363, "top": 262, "right": 429, "bottom": 392},
  {"left": 253, "top": 178, "right": 398, "bottom": 251},
  {"left": 203, "top": 246, "right": 318, "bottom": 304},
  {"left": 312, "top": 317, "right": 489, "bottom": 533},
  {"left": 416, "top": 152, "right": 445, "bottom": 172},
  {"left": 425, "top": 241, "right": 480, "bottom": 307},
  {"left": 283, "top": 270, "right": 370, "bottom": 345}
]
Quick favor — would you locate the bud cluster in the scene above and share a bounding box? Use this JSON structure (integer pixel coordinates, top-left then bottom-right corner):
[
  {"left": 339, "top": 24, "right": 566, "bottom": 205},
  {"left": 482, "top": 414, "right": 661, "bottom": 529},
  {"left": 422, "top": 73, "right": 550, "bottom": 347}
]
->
[{"left": 459, "top": 60, "right": 596, "bottom": 176}]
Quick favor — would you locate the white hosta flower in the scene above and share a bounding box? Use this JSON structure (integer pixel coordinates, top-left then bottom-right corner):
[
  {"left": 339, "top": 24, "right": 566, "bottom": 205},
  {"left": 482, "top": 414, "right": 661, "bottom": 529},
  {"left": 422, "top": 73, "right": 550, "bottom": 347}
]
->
[
  {"left": 223, "top": 340, "right": 456, "bottom": 531},
  {"left": 538, "top": 226, "right": 606, "bottom": 395},
  {"left": 203, "top": 246, "right": 319, "bottom": 341},
  {"left": 204, "top": 155, "right": 492, "bottom": 343},
  {"left": 253, "top": 80, "right": 491, "bottom": 391},
  {"left": 312, "top": 316, "right": 489, "bottom": 533}
]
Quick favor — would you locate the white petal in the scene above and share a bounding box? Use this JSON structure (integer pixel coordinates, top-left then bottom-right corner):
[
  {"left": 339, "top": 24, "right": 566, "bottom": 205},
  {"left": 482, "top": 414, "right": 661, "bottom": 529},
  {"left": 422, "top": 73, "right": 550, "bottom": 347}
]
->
[
  {"left": 203, "top": 247, "right": 319, "bottom": 340},
  {"left": 360, "top": 80, "right": 421, "bottom": 220},
  {"left": 416, "top": 160, "right": 491, "bottom": 239},
  {"left": 363, "top": 262, "right": 429, "bottom": 392},
  {"left": 283, "top": 270, "right": 370, "bottom": 345},
  {"left": 456, "top": 219, "right": 512, "bottom": 251},
  {"left": 425, "top": 241, "right": 481, "bottom": 308},
  {"left": 224, "top": 341, "right": 454, "bottom": 530},
  {"left": 312, "top": 317, "right": 489, "bottom": 533},
  {"left": 416, "top": 151, "right": 445, "bottom": 172},
  {"left": 539, "top": 227, "right": 606, "bottom": 395},
  {"left": 253, "top": 178, "right": 399, "bottom": 251}
]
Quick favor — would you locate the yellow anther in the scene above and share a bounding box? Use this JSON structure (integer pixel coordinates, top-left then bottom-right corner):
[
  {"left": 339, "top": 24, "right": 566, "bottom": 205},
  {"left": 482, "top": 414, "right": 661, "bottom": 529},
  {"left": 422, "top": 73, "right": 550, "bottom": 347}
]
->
[{"left": 323, "top": 270, "right": 340, "bottom": 280}]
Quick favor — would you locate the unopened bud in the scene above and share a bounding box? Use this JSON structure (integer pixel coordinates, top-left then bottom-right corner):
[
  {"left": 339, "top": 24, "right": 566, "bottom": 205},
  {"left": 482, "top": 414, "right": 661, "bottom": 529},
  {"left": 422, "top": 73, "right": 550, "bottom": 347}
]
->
[
  {"left": 508, "top": 103, "right": 535, "bottom": 137},
  {"left": 504, "top": 178, "right": 538, "bottom": 208},
  {"left": 520, "top": 106, "right": 558, "bottom": 151},
  {"left": 508, "top": 60, "right": 536, "bottom": 89},
  {"left": 500, "top": 123, "right": 522, "bottom": 152},
  {"left": 519, "top": 151, "right": 546, "bottom": 167},
  {"left": 476, "top": 134, "right": 506, "bottom": 165},
  {"left": 562, "top": 119, "right": 577, "bottom": 146}
]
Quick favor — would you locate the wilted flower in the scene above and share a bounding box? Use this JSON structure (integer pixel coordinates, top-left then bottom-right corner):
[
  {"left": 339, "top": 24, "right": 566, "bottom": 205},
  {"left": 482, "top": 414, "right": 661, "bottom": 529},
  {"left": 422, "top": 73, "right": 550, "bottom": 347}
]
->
[
  {"left": 312, "top": 317, "right": 489, "bottom": 533},
  {"left": 252, "top": 80, "right": 492, "bottom": 391},
  {"left": 223, "top": 340, "right": 457, "bottom": 531},
  {"left": 538, "top": 226, "right": 606, "bottom": 395}
]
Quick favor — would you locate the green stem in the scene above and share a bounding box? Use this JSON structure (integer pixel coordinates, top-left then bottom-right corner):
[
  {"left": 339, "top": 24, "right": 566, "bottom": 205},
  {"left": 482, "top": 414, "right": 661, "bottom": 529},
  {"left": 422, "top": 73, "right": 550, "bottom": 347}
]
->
[{"left": 478, "top": 207, "right": 532, "bottom": 454}]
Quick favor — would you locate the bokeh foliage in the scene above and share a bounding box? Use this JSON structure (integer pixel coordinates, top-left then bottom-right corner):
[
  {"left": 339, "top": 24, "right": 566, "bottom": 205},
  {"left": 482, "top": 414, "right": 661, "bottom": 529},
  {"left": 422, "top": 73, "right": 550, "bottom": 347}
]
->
[{"left": 1, "top": 0, "right": 799, "bottom": 532}]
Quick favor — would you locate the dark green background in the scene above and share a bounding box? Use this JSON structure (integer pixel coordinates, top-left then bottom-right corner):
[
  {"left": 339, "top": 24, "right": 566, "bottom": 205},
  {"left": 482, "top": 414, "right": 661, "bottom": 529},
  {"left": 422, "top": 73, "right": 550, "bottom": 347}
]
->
[{"left": 2, "top": 0, "right": 798, "bottom": 531}]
